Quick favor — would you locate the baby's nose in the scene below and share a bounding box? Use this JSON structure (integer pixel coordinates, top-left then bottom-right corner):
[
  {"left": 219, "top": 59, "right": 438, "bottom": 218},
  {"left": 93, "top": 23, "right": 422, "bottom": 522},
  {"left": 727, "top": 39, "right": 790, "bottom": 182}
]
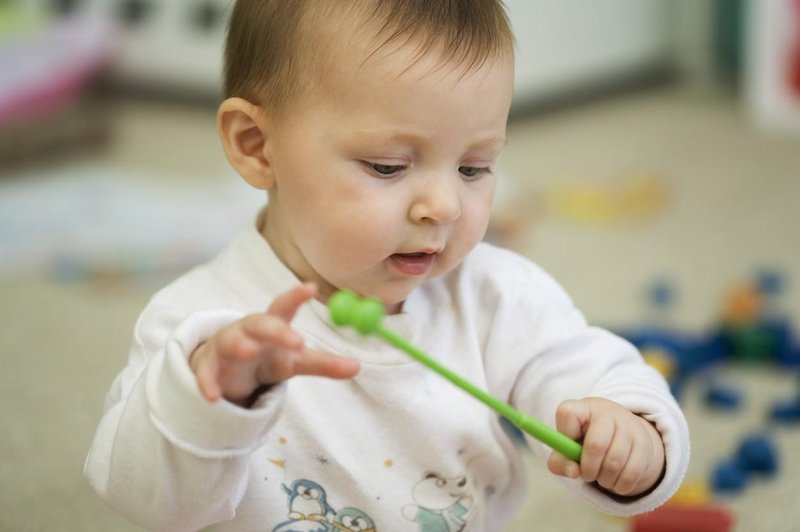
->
[{"left": 409, "top": 179, "right": 461, "bottom": 225}]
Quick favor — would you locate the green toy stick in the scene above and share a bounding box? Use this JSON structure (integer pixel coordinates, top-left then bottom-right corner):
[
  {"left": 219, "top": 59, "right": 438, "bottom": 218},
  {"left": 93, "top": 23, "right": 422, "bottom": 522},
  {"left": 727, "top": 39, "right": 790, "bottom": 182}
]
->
[{"left": 328, "top": 289, "right": 583, "bottom": 463}]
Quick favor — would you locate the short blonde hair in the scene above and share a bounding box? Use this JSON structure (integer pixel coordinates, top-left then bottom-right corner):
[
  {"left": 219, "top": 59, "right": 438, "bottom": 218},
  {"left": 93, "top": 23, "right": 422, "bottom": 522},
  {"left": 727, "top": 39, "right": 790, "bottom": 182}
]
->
[{"left": 223, "top": 0, "right": 514, "bottom": 117}]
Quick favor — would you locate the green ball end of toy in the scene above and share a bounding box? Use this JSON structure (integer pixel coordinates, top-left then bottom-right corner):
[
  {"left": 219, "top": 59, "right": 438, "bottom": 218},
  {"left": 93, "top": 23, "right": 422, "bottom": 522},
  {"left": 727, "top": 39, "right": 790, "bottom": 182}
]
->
[{"left": 329, "top": 290, "right": 384, "bottom": 335}]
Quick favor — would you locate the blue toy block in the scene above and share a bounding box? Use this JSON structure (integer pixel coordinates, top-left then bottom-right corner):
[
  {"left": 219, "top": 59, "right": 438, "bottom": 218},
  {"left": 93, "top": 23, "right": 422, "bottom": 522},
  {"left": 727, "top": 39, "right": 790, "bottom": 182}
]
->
[
  {"left": 624, "top": 329, "right": 727, "bottom": 378},
  {"left": 762, "top": 319, "right": 800, "bottom": 368},
  {"left": 736, "top": 434, "right": 779, "bottom": 476},
  {"left": 648, "top": 278, "right": 675, "bottom": 308},
  {"left": 711, "top": 459, "right": 748, "bottom": 494},
  {"left": 704, "top": 382, "right": 742, "bottom": 411},
  {"left": 770, "top": 398, "right": 800, "bottom": 424},
  {"left": 756, "top": 269, "right": 784, "bottom": 297}
]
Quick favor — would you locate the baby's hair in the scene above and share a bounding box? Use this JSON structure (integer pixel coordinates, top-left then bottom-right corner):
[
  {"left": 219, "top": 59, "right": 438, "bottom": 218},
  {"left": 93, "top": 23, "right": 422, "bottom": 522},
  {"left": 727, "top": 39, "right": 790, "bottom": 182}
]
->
[{"left": 223, "top": 0, "right": 514, "bottom": 118}]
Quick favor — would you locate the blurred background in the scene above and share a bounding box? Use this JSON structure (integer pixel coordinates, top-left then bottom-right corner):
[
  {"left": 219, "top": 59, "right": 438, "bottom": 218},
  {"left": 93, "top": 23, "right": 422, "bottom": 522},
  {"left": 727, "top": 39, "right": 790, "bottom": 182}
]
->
[{"left": 1, "top": 0, "right": 799, "bottom": 530}]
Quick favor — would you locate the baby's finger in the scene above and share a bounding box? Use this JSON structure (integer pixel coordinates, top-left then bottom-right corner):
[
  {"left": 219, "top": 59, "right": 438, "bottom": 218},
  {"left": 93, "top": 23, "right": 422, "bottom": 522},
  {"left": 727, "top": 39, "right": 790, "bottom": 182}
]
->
[
  {"left": 194, "top": 354, "right": 222, "bottom": 402},
  {"left": 257, "top": 348, "right": 359, "bottom": 383},
  {"left": 579, "top": 415, "right": 615, "bottom": 482},
  {"left": 614, "top": 457, "right": 647, "bottom": 496},
  {"left": 611, "top": 435, "right": 651, "bottom": 496},
  {"left": 215, "top": 326, "right": 263, "bottom": 361},
  {"left": 555, "top": 399, "right": 591, "bottom": 441},
  {"left": 596, "top": 428, "right": 633, "bottom": 491},
  {"left": 267, "top": 282, "right": 317, "bottom": 322},
  {"left": 240, "top": 314, "right": 304, "bottom": 350},
  {"left": 547, "top": 450, "right": 581, "bottom": 479},
  {"left": 547, "top": 400, "right": 591, "bottom": 477}
]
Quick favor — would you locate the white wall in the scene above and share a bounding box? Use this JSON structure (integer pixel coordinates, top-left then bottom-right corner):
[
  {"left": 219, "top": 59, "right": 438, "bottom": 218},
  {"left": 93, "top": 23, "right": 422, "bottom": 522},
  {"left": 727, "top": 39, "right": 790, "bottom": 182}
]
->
[
  {"left": 17, "top": 0, "right": 675, "bottom": 101},
  {"left": 505, "top": 0, "right": 675, "bottom": 103}
]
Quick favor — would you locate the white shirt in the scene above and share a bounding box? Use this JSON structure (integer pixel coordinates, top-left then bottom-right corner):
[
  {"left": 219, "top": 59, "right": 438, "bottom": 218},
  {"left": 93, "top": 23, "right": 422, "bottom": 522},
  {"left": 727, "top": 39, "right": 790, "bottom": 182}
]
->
[{"left": 85, "top": 220, "right": 689, "bottom": 531}]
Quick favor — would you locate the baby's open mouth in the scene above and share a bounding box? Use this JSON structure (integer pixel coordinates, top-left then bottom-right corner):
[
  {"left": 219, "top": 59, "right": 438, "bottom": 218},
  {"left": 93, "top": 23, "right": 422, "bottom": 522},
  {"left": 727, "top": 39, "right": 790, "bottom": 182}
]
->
[{"left": 389, "top": 252, "right": 435, "bottom": 275}]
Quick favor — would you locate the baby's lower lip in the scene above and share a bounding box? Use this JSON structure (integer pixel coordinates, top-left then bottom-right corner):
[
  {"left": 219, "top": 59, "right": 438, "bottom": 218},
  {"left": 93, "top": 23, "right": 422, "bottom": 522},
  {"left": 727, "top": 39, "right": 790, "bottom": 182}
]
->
[{"left": 389, "top": 253, "right": 434, "bottom": 276}]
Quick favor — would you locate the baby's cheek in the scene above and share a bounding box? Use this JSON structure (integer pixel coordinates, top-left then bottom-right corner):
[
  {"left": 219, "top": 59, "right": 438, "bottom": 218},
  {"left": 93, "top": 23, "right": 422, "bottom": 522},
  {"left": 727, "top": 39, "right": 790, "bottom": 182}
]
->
[{"left": 449, "top": 224, "right": 485, "bottom": 259}]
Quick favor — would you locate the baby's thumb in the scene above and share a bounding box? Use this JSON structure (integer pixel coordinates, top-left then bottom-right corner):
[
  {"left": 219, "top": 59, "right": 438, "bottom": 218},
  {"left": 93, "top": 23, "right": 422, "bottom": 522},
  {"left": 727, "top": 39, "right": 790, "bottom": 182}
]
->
[
  {"left": 547, "top": 399, "right": 590, "bottom": 478},
  {"left": 554, "top": 399, "right": 592, "bottom": 441}
]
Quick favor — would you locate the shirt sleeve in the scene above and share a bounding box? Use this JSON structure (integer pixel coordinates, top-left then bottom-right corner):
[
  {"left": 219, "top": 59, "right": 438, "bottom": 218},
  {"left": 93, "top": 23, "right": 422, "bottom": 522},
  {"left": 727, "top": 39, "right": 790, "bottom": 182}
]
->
[
  {"left": 476, "top": 250, "right": 689, "bottom": 516},
  {"left": 510, "top": 322, "right": 689, "bottom": 516},
  {"left": 84, "top": 305, "right": 286, "bottom": 532}
]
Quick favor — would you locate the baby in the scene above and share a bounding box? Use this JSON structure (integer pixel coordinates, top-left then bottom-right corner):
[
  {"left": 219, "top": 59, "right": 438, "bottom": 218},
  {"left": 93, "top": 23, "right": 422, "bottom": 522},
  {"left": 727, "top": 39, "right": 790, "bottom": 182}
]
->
[{"left": 85, "top": 1, "right": 689, "bottom": 530}]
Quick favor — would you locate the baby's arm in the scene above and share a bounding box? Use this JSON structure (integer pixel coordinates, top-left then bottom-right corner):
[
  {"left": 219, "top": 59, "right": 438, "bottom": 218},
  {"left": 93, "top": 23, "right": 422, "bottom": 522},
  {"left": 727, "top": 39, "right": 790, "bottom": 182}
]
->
[
  {"left": 547, "top": 397, "right": 665, "bottom": 497},
  {"left": 463, "top": 245, "right": 687, "bottom": 514},
  {"left": 85, "top": 283, "right": 358, "bottom": 531},
  {"left": 509, "top": 325, "right": 688, "bottom": 515},
  {"left": 190, "top": 282, "right": 359, "bottom": 405}
]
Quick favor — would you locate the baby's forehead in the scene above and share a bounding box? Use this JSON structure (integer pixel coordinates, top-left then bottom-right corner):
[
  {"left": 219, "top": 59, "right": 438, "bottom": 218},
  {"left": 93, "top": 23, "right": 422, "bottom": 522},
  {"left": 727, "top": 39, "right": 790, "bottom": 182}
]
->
[{"left": 320, "top": 24, "right": 510, "bottom": 91}]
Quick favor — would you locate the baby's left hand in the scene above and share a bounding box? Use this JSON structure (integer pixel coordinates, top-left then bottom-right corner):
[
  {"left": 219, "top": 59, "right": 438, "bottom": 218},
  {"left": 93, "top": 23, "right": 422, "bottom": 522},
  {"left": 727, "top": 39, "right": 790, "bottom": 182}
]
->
[{"left": 547, "top": 397, "right": 665, "bottom": 497}]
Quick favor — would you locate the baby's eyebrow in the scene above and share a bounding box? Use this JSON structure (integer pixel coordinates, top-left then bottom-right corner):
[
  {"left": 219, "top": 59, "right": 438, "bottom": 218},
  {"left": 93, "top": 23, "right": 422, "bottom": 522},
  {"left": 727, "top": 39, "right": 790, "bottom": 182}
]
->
[
  {"left": 469, "top": 136, "right": 506, "bottom": 150},
  {"left": 348, "top": 130, "right": 427, "bottom": 146},
  {"left": 348, "top": 130, "right": 506, "bottom": 151}
]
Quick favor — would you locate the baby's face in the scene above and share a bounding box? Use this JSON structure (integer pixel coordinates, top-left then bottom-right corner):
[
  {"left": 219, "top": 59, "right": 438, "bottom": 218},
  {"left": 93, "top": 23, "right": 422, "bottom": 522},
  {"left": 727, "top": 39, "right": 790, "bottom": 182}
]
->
[{"left": 263, "top": 39, "right": 514, "bottom": 311}]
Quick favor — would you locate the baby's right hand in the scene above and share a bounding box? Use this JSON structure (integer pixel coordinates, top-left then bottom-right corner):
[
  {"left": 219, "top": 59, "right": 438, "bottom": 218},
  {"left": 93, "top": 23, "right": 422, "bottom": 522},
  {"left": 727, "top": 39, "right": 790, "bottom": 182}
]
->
[{"left": 189, "top": 282, "right": 359, "bottom": 407}]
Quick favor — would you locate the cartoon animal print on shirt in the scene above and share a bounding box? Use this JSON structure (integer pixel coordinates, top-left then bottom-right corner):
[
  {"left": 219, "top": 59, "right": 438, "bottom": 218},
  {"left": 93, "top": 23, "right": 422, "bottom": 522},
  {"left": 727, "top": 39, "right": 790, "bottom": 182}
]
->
[
  {"left": 330, "top": 507, "right": 376, "bottom": 531},
  {"left": 401, "top": 471, "right": 474, "bottom": 532},
  {"left": 272, "top": 479, "right": 333, "bottom": 532},
  {"left": 272, "top": 478, "right": 376, "bottom": 532}
]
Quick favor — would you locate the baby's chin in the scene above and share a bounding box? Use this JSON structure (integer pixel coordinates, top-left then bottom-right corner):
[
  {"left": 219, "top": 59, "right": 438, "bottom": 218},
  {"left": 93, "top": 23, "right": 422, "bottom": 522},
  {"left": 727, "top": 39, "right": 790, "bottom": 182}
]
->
[
  {"left": 342, "top": 281, "right": 421, "bottom": 315},
  {"left": 358, "top": 288, "right": 413, "bottom": 315}
]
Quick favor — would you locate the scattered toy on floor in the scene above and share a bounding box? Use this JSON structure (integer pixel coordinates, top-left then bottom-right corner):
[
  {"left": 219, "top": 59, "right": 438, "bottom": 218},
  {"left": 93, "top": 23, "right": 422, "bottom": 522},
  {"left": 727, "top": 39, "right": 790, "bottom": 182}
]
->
[
  {"left": 770, "top": 379, "right": 800, "bottom": 423},
  {"left": 703, "top": 378, "right": 743, "bottom": 411},
  {"left": 629, "top": 504, "right": 734, "bottom": 532},
  {"left": 736, "top": 433, "right": 779, "bottom": 476},
  {"left": 714, "top": 270, "right": 800, "bottom": 367},
  {"left": 666, "top": 480, "right": 710, "bottom": 507},
  {"left": 626, "top": 279, "right": 726, "bottom": 401},
  {"left": 711, "top": 459, "right": 749, "bottom": 494},
  {"left": 544, "top": 172, "right": 671, "bottom": 225},
  {"left": 628, "top": 269, "right": 799, "bottom": 400},
  {"left": 711, "top": 432, "right": 780, "bottom": 495}
]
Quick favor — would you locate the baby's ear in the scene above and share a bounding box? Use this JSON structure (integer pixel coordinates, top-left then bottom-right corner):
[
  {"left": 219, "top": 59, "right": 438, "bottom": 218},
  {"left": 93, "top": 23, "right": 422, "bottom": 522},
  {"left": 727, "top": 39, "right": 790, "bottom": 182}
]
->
[{"left": 217, "top": 97, "right": 275, "bottom": 190}]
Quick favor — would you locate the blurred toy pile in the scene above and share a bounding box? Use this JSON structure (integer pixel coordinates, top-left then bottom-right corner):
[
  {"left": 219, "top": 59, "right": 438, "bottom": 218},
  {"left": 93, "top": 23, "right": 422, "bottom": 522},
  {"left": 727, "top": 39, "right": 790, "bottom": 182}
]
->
[
  {"left": 627, "top": 270, "right": 799, "bottom": 408},
  {"left": 625, "top": 269, "right": 800, "bottom": 532},
  {"left": 486, "top": 170, "right": 672, "bottom": 251}
]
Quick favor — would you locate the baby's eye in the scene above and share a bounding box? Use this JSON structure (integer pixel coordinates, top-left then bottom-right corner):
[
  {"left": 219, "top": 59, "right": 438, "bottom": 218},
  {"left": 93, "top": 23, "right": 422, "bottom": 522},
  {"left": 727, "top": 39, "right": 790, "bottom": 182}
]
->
[
  {"left": 363, "top": 162, "right": 405, "bottom": 178},
  {"left": 458, "top": 166, "right": 489, "bottom": 180}
]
